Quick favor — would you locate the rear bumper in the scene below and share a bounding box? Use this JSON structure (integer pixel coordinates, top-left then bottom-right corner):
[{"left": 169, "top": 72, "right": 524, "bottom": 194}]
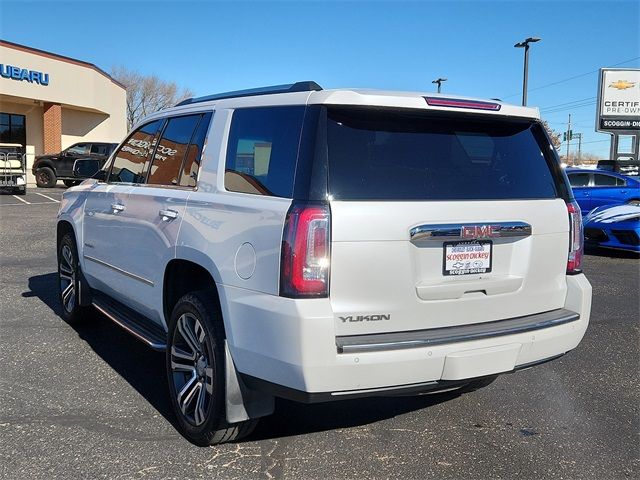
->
[{"left": 222, "top": 274, "right": 591, "bottom": 398}]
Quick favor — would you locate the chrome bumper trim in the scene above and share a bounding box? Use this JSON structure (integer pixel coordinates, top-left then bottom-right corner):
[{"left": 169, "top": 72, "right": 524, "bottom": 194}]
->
[{"left": 336, "top": 308, "right": 579, "bottom": 354}]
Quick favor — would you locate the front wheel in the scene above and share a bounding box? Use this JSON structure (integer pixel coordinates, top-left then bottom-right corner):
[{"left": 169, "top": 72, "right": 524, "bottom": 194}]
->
[
  {"left": 627, "top": 199, "right": 640, "bottom": 206},
  {"left": 57, "top": 232, "right": 89, "bottom": 324},
  {"left": 36, "top": 167, "right": 56, "bottom": 188},
  {"left": 63, "top": 179, "right": 79, "bottom": 188},
  {"left": 166, "top": 290, "right": 257, "bottom": 446}
]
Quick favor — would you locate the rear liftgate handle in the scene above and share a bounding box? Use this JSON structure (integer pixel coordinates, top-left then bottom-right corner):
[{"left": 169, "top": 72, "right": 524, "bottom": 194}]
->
[{"left": 159, "top": 209, "right": 179, "bottom": 222}]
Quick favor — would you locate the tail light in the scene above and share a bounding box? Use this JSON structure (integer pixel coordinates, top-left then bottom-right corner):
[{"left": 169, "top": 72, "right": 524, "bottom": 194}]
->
[
  {"left": 567, "top": 201, "right": 583, "bottom": 274},
  {"left": 280, "top": 203, "right": 331, "bottom": 297}
]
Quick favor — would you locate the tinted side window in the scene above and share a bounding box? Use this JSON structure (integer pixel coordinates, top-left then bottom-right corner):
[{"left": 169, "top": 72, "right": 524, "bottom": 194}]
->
[
  {"left": 568, "top": 173, "right": 590, "bottom": 187},
  {"left": 109, "top": 120, "right": 163, "bottom": 184},
  {"left": 67, "top": 143, "right": 90, "bottom": 155},
  {"left": 91, "top": 144, "right": 108, "bottom": 155},
  {"left": 148, "top": 115, "right": 201, "bottom": 186},
  {"left": 593, "top": 174, "right": 619, "bottom": 186},
  {"left": 225, "top": 106, "right": 305, "bottom": 197},
  {"left": 180, "top": 112, "right": 212, "bottom": 187}
]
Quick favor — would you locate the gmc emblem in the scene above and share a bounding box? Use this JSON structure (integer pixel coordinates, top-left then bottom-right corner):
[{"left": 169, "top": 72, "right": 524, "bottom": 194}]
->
[{"left": 461, "top": 225, "right": 500, "bottom": 239}]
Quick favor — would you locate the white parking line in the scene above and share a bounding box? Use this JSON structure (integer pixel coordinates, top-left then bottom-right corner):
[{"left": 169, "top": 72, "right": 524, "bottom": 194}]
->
[
  {"left": 34, "top": 192, "right": 60, "bottom": 203},
  {"left": 0, "top": 201, "right": 58, "bottom": 207},
  {"left": 11, "top": 195, "right": 30, "bottom": 204}
]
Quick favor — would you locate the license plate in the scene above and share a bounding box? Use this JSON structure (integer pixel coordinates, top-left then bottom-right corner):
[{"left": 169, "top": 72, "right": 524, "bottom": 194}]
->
[{"left": 443, "top": 240, "right": 492, "bottom": 276}]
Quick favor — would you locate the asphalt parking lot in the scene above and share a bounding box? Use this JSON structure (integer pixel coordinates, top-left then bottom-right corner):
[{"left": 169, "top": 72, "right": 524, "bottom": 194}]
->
[{"left": 0, "top": 190, "right": 638, "bottom": 480}]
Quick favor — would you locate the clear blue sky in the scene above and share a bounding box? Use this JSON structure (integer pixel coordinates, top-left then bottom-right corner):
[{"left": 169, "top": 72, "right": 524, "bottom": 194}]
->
[{"left": 1, "top": 0, "right": 639, "bottom": 157}]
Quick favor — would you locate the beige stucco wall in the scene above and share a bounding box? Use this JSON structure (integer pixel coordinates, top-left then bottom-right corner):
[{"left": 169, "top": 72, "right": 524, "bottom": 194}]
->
[
  {"left": 1, "top": 42, "right": 127, "bottom": 183},
  {"left": 0, "top": 43, "right": 127, "bottom": 128}
]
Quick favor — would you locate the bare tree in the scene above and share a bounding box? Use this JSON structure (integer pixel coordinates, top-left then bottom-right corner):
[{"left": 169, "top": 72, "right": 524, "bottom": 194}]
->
[
  {"left": 540, "top": 120, "right": 562, "bottom": 151},
  {"left": 111, "top": 66, "right": 194, "bottom": 130}
]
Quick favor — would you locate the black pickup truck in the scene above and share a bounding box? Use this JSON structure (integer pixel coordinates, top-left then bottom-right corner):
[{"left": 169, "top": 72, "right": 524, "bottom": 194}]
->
[{"left": 32, "top": 142, "right": 117, "bottom": 188}]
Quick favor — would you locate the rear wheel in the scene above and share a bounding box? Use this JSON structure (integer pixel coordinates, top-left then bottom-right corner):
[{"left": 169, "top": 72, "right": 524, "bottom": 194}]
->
[
  {"left": 166, "top": 290, "right": 257, "bottom": 446},
  {"left": 36, "top": 167, "right": 56, "bottom": 188},
  {"left": 57, "top": 232, "right": 89, "bottom": 324}
]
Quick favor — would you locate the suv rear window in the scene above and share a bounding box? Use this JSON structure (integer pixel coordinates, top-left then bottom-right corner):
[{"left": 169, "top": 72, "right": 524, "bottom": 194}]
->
[{"left": 325, "top": 107, "right": 561, "bottom": 201}]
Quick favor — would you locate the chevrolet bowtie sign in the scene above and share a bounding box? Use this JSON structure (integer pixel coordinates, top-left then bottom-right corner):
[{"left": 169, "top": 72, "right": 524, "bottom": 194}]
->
[{"left": 597, "top": 68, "right": 640, "bottom": 132}]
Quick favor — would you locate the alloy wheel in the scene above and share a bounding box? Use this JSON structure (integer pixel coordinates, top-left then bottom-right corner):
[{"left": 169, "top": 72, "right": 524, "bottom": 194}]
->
[
  {"left": 37, "top": 171, "right": 50, "bottom": 185},
  {"left": 170, "top": 313, "right": 214, "bottom": 426},
  {"left": 59, "top": 244, "right": 76, "bottom": 313}
]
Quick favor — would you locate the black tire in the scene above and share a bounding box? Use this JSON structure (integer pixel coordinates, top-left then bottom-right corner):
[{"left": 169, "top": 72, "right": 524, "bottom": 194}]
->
[
  {"left": 457, "top": 375, "right": 499, "bottom": 394},
  {"left": 63, "top": 179, "right": 79, "bottom": 188},
  {"left": 36, "top": 166, "right": 56, "bottom": 188},
  {"left": 166, "top": 290, "right": 257, "bottom": 446},
  {"left": 14, "top": 186, "right": 26, "bottom": 195},
  {"left": 57, "top": 232, "right": 89, "bottom": 324},
  {"left": 627, "top": 199, "right": 640, "bottom": 206}
]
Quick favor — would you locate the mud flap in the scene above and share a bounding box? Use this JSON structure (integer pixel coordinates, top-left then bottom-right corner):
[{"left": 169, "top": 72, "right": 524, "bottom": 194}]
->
[
  {"left": 224, "top": 341, "right": 275, "bottom": 423},
  {"left": 77, "top": 267, "right": 93, "bottom": 307}
]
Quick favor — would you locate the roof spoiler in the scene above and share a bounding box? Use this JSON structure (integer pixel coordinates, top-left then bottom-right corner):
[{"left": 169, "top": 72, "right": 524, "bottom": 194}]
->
[{"left": 175, "top": 81, "right": 323, "bottom": 107}]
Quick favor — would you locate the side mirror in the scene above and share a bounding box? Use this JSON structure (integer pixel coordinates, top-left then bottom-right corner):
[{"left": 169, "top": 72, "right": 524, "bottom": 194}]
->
[{"left": 73, "top": 158, "right": 101, "bottom": 178}]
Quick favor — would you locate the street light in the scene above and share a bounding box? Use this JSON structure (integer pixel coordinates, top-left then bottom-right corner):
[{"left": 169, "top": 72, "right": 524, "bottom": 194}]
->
[
  {"left": 514, "top": 37, "right": 541, "bottom": 106},
  {"left": 432, "top": 77, "right": 447, "bottom": 94}
]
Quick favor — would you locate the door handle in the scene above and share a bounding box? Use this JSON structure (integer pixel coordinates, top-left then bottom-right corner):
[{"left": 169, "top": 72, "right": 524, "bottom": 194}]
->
[
  {"left": 159, "top": 209, "right": 179, "bottom": 221},
  {"left": 111, "top": 203, "right": 125, "bottom": 214}
]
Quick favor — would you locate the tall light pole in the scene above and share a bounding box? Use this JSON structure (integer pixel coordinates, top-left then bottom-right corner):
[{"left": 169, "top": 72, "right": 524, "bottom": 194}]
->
[
  {"left": 432, "top": 77, "right": 447, "bottom": 93},
  {"left": 514, "top": 37, "right": 541, "bottom": 106}
]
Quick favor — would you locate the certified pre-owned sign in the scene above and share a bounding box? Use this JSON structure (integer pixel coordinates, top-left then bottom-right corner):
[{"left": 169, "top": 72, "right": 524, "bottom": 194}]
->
[{"left": 597, "top": 68, "right": 640, "bottom": 132}]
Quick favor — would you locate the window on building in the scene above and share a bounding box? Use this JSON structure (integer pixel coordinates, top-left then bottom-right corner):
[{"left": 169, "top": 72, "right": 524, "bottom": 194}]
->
[
  {"left": 109, "top": 119, "right": 163, "bottom": 184},
  {"left": 593, "top": 173, "right": 625, "bottom": 186},
  {"left": 224, "top": 106, "right": 305, "bottom": 197},
  {"left": 0, "top": 113, "right": 26, "bottom": 147},
  {"left": 179, "top": 112, "right": 213, "bottom": 187},
  {"left": 148, "top": 115, "right": 201, "bottom": 186}
]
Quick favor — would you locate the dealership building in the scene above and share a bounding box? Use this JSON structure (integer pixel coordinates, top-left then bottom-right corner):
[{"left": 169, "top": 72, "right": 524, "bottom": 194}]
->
[{"left": 0, "top": 39, "right": 127, "bottom": 183}]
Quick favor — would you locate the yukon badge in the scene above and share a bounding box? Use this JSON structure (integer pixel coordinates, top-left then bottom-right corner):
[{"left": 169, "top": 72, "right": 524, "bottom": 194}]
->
[{"left": 339, "top": 314, "right": 391, "bottom": 323}]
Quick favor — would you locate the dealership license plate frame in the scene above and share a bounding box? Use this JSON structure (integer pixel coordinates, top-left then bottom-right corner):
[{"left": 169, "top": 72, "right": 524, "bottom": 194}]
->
[{"left": 443, "top": 240, "right": 493, "bottom": 276}]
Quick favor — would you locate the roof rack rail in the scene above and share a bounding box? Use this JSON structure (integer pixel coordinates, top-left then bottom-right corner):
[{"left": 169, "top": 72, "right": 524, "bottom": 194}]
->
[{"left": 175, "top": 81, "right": 323, "bottom": 107}]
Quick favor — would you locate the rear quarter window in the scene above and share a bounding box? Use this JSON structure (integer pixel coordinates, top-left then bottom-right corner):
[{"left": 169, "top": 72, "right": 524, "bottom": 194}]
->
[
  {"left": 224, "top": 106, "right": 305, "bottom": 197},
  {"left": 325, "top": 107, "right": 562, "bottom": 201}
]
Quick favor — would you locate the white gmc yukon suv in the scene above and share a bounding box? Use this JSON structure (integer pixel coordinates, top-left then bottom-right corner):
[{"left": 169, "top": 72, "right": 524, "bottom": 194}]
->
[{"left": 56, "top": 82, "right": 592, "bottom": 445}]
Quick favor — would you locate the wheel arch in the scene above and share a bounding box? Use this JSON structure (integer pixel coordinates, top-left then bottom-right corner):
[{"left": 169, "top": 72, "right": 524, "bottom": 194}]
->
[
  {"left": 56, "top": 219, "right": 75, "bottom": 248},
  {"left": 163, "top": 258, "right": 223, "bottom": 330},
  {"left": 35, "top": 160, "right": 57, "bottom": 176}
]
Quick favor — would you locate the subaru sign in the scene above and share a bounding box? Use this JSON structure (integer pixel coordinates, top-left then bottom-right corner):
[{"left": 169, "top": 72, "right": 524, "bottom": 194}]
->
[{"left": 0, "top": 64, "right": 50, "bottom": 86}]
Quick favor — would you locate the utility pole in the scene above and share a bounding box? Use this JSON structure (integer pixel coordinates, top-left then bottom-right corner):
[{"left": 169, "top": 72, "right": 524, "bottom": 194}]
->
[
  {"left": 577, "top": 133, "right": 582, "bottom": 163},
  {"left": 566, "top": 114, "right": 571, "bottom": 165}
]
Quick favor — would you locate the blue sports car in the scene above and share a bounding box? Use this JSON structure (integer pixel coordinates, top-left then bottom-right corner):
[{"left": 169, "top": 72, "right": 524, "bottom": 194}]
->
[
  {"left": 584, "top": 204, "right": 640, "bottom": 252},
  {"left": 566, "top": 168, "right": 640, "bottom": 216}
]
